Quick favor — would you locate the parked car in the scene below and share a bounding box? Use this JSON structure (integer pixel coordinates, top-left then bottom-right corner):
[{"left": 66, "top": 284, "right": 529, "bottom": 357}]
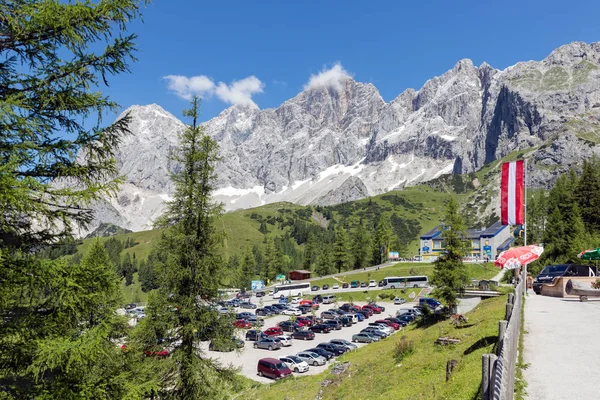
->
[
  {"left": 358, "top": 308, "right": 373, "bottom": 317},
  {"left": 312, "top": 295, "right": 323, "bottom": 303},
  {"left": 311, "top": 285, "right": 320, "bottom": 291},
  {"left": 378, "top": 280, "right": 385, "bottom": 287},
  {"left": 339, "top": 303, "right": 354, "bottom": 312},
  {"left": 350, "top": 280, "right": 360, "bottom": 288},
  {"left": 368, "top": 302, "right": 386, "bottom": 312},
  {"left": 369, "top": 322, "right": 394, "bottom": 334},
  {"left": 368, "top": 280, "right": 377, "bottom": 287},
  {"left": 217, "top": 306, "right": 230, "bottom": 314},
  {"left": 278, "top": 297, "right": 289, "bottom": 304},
  {"left": 226, "top": 299, "right": 240, "bottom": 308},
  {"left": 352, "top": 332, "right": 380, "bottom": 343},
  {"left": 360, "top": 327, "right": 387, "bottom": 339},
  {"left": 264, "top": 327, "right": 284, "bottom": 336},
  {"left": 236, "top": 292, "right": 251, "bottom": 299},
  {"left": 360, "top": 282, "right": 367, "bottom": 288},
  {"left": 144, "top": 349, "right": 170, "bottom": 358},
  {"left": 397, "top": 314, "right": 417, "bottom": 323},
  {"left": 419, "top": 298, "right": 441, "bottom": 310},
  {"left": 309, "top": 324, "right": 332, "bottom": 334},
  {"left": 316, "top": 342, "right": 346, "bottom": 356},
  {"left": 384, "top": 317, "right": 408, "bottom": 327},
  {"left": 298, "top": 304, "right": 312, "bottom": 314},
  {"left": 272, "top": 304, "right": 288, "bottom": 312},
  {"left": 254, "top": 338, "right": 282, "bottom": 351},
  {"left": 239, "top": 301, "right": 257, "bottom": 309},
  {"left": 278, "top": 321, "right": 301, "bottom": 332},
  {"left": 236, "top": 312, "right": 254, "bottom": 320},
  {"left": 209, "top": 337, "right": 244, "bottom": 352},
  {"left": 393, "top": 297, "right": 406, "bottom": 305},
  {"left": 354, "top": 312, "right": 365, "bottom": 322},
  {"left": 276, "top": 335, "right": 293, "bottom": 347},
  {"left": 125, "top": 303, "right": 137, "bottom": 310},
  {"left": 362, "top": 304, "right": 382, "bottom": 314},
  {"left": 263, "top": 306, "right": 279, "bottom": 314},
  {"left": 291, "top": 330, "right": 315, "bottom": 341},
  {"left": 246, "top": 329, "right": 267, "bottom": 341},
  {"left": 305, "top": 315, "right": 323, "bottom": 324},
  {"left": 296, "top": 316, "right": 314, "bottom": 327},
  {"left": 297, "top": 351, "right": 326, "bottom": 366},
  {"left": 256, "top": 308, "right": 274, "bottom": 316},
  {"left": 375, "top": 319, "right": 401, "bottom": 330},
  {"left": 290, "top": 297, "right": 301, "bottom": 304},
  {"left": 279, "top": 355, "right": 309, "bottom": 373},
  {"left": 329, "top": 339, "right": 358, "bottom": 351},
  {"left": 306, "top": 347, "right": 334, "bottom": 360},
  {"left": 282, "top": 307, "right": 302, "bottom": 316},
  {"left": 323, "top": 319, "right": 343, "bottom": 330},
  {"left": 320, "top": 311, "right": 337, "bottom": 320},
  {"left": 255, "top": 291, "right": 266, "bottom": 297},
  {"left": 257, "top": 357, "right": 292, "bottom": 379},
  {"left": 397, "top": 308, "right": 421, "bottom": 317},
  {"left": 338, "top": 316, "right": 353, "bottom": 327},
  {"left": 533, "top": 264, "right": 597, "bottom": 294},
  {"left": 233, "top": 319, "right": 252, "bottom": 329},
  {"left": 342, "top": 282, "right": 349, "bottom": 288},
  {"left": 322, "top": 284, "right": 330, "bottom": 290},
  {"left": 332, "top": 283, "right": 340, "bottom": 289}
]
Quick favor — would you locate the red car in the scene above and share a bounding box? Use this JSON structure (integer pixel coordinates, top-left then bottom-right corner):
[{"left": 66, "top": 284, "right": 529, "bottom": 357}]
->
[
  {"left": 264, "top": 327, "right": 284, "bottom": 336},
  {"left": 376, "top": 319, "right": 400, "bottom": 330},
  {"left": 144, "top": 349, "right": 169, "bottom": 358},
  {"left": 296, "top": 317, "right": 313, "bottom": 327},
  {"left": 234, "top": 319, "right": 252, "bottom": 329},
  {"left": 362, "top": 305, "right": 382, "bottom": 314}
]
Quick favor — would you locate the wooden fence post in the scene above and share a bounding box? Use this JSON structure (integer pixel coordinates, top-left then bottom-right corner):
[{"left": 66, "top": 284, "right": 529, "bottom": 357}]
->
[{"left": 497, "top": 320, "right": 507, "bottom": 357}]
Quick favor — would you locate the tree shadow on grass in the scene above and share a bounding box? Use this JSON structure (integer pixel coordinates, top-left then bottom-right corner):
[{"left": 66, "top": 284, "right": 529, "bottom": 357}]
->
[
  {"left": 463, "top": 335, "right": 497, "bottom": 356},
  {"left": 454, "top": 323, "right": 476, "bottom": 329}
]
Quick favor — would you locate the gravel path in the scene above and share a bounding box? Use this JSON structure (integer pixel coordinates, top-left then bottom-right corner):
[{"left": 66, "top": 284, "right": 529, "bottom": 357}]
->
[{"left": 523, "top": 293, "right": 600, "bottom": 400}]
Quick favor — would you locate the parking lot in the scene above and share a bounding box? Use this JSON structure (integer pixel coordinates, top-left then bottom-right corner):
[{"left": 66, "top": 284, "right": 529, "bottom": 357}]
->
[{"left": 200, "top": 296, "right": 418, "bottom": 383}]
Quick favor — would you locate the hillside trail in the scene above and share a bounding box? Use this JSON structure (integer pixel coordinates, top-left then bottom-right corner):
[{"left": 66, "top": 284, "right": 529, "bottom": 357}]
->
[{"left": 523, "top": 294, "right": 600, "bottom": 399}]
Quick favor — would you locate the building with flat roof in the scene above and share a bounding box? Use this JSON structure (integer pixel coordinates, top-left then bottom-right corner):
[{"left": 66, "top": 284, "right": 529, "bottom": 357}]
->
[{"left": 419, "top": 221, "right": 513, "bottom": 262}]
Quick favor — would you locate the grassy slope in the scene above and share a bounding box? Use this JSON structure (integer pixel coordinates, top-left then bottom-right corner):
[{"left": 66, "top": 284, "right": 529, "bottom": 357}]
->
[{"left": 247, "top": 293, "right": 508, "bottom": 400}]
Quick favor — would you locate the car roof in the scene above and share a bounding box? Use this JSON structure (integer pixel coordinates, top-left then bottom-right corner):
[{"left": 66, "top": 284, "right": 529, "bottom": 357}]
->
[{"left": 260, "top": 357, "right": 282, "bottom": 363}]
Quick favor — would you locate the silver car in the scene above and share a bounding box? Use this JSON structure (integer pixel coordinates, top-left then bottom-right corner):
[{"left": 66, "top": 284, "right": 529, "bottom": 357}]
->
[
  {"left": 297, "top": 351, "right": 326, "bottom": 366},
  {"left": 329, "top": 339, "right": 358, "bottom": 351},
  {"left": 253, "top": 338, "right": 282, "bottom": 351}
]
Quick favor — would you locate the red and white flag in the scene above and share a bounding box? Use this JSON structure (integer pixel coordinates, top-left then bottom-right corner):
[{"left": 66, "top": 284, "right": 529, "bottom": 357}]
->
[{"left": 500, "top": 160, "right": 524, "bottom": 225}]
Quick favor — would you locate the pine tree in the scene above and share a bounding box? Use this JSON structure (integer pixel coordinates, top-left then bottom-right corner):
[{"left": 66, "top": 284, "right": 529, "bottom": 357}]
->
[
  {"left": 138, "top": 97, "right": 239, "bottom": 399},
  {"left": 121, "top": 252, "right": 134, "bottom": 286},
  {"left": 372, "top": 216, "right": 393, "bottom": 265},
  {"left": 239, "top": 246, "right": 256, "bottom": 290},
  {"left": 352, "top": 221, "right": 372, "bottom": 269},
  {"left": 303, "top": 232, "right": 318, "bottom": 270},
  {"left": 263, "top": 237, "right": 279, "bottom": 281},
  {"left": 431, "top": 198, "right": 469, "bottom": 310},
  {"left": 0, "top": 1, "right": 145, "bottom": 396},
  {"left": 314, "top": 244, "right": 334, "bottom": 277},
  {"left": 575, "top": 156, "right": 600, "bottom": 235},
  {"left": 333, "top": 227, "right": 352, "bottom": 273}
]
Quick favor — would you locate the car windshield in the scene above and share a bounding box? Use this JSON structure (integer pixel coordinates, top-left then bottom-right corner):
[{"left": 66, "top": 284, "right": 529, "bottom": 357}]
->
[
  {"left": 540, "top": 265, "right": 569, "bottom": 275},
  {"left": 288, "top": 356, "right": 301, "bottom": 363},
  {"left": 307, "top": 352, "right": 318, "bottom": 357}
]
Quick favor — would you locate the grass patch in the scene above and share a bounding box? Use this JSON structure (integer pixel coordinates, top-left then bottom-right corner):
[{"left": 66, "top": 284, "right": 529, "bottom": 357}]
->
[
  {"left": 515, "top": 293, "right": 528, "bottom": 399},
  {"left": 247, "top": 293, "right": 509, "bottom": 399}
]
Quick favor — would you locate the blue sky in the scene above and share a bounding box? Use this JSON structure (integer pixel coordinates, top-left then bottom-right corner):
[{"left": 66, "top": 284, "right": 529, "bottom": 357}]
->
[{"left": 105, "top": 0, "right": 600, "bottom": 123}]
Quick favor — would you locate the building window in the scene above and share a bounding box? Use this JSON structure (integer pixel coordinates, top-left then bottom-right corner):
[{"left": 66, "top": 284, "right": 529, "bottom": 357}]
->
[
  {"left": 472, "top": 239, "right": 480, "bottom": 249},
  {"left": 434, "top": 241, "right": 442, "bottom": 249}
]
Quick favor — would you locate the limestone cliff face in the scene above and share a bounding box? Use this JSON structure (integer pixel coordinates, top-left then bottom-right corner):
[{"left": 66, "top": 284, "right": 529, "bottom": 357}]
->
[{"left": 85, "top": 41, "right": 600, "bottom": 232}]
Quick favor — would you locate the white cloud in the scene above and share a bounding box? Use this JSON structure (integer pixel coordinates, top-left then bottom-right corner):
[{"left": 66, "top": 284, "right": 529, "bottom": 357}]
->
[
  {"left": 214, "top": 76, "right": 264, "bottom": 105},
  {"left": 304, "top": 63, "right": 353, "bottom": 92},
  {"left": 163, "top": 74, "right": 264, "bottom": 105},
  {"left": 163, "top": 75, "right": 215, "bottom": 101}
]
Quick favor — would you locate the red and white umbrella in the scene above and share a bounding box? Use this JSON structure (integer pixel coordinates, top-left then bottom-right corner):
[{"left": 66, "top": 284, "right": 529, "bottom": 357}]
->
[{"left": 494, "top": 245, "right": 544, "bottom": 270}]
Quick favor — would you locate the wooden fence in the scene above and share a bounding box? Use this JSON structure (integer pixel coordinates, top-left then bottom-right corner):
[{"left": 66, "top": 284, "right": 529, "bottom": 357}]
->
[{"left": 481, "top": 269, "right": 525, "bottom": 400}]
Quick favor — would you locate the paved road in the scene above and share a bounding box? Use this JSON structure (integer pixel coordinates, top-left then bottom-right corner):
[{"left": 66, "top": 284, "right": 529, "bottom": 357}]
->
[{"left": 523, "top": 293, "right": 600, "bottom": 400}]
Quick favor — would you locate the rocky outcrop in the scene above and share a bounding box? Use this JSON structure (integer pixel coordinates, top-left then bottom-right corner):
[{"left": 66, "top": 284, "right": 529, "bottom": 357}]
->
[{"left": 83, "top": 41, "right": 600, "bottom": 232}]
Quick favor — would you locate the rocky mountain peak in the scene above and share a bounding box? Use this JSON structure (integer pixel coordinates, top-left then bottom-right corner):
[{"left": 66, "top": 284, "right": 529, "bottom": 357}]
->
[{"left": 83, "top": 41, "right": 600, "bottom": 233}]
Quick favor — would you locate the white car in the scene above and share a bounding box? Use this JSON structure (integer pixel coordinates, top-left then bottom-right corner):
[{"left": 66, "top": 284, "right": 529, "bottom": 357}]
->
[
  {"left": 393, "top": 297, "right": 406, "bottom": 305},
  {"left": 280, "top": 355, "right": 309, "bottom": 373},
  {"left": 276, "top": 335, "right": 293, "bottom": 347},
  {"left": 282, "top": 307, "right": 302, "bottom": 316},
  {"left": 368, "top": 280, "right": 377, "bottom": 287},
  {"left": 332, "top": 283, "right": 340, "bottom": 289},
  {"left": 297, "top": 351, "right": 327, "bottom": 366},
  {"left": 372, "top": 323, "right": 394, "bottom": 334},
  {"left": 290, "top": 297, "right": 301, "bottom": 304},
  {"left": 397, "top": 308, "right": 422, "bottom": 316}
]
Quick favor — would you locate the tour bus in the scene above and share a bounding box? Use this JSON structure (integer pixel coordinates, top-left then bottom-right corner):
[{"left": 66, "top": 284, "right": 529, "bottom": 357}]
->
[
  {"left": 272, "top": 282, "right": 312, "bottom": 299},
  {"left": 381, "top": 276, "right": 429, "bottom": 289}
]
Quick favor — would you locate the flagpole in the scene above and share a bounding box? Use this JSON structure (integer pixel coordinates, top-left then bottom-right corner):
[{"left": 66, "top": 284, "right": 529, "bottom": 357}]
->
[{"left": 523, "top": 158, "right": 527, "bottom": 246}]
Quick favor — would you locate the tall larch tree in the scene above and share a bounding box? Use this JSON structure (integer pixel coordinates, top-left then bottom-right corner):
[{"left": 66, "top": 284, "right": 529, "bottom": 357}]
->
[
  {"left": 352, "top": 220, "right": 371, "bottom": 269},
  {"left": 333, "top": 227, "right": 352, "bottom": 273},
  {"left": 137, "top": 97, "right": 241, "bottom": 399},
  {"left": 431, "top": 198, "right": 469, "bottom": 310}
]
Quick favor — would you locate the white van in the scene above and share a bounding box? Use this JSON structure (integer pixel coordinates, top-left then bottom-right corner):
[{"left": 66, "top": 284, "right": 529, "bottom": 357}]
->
[{"left": 322, "top": 294, "right": 337, "bottom": 304}]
